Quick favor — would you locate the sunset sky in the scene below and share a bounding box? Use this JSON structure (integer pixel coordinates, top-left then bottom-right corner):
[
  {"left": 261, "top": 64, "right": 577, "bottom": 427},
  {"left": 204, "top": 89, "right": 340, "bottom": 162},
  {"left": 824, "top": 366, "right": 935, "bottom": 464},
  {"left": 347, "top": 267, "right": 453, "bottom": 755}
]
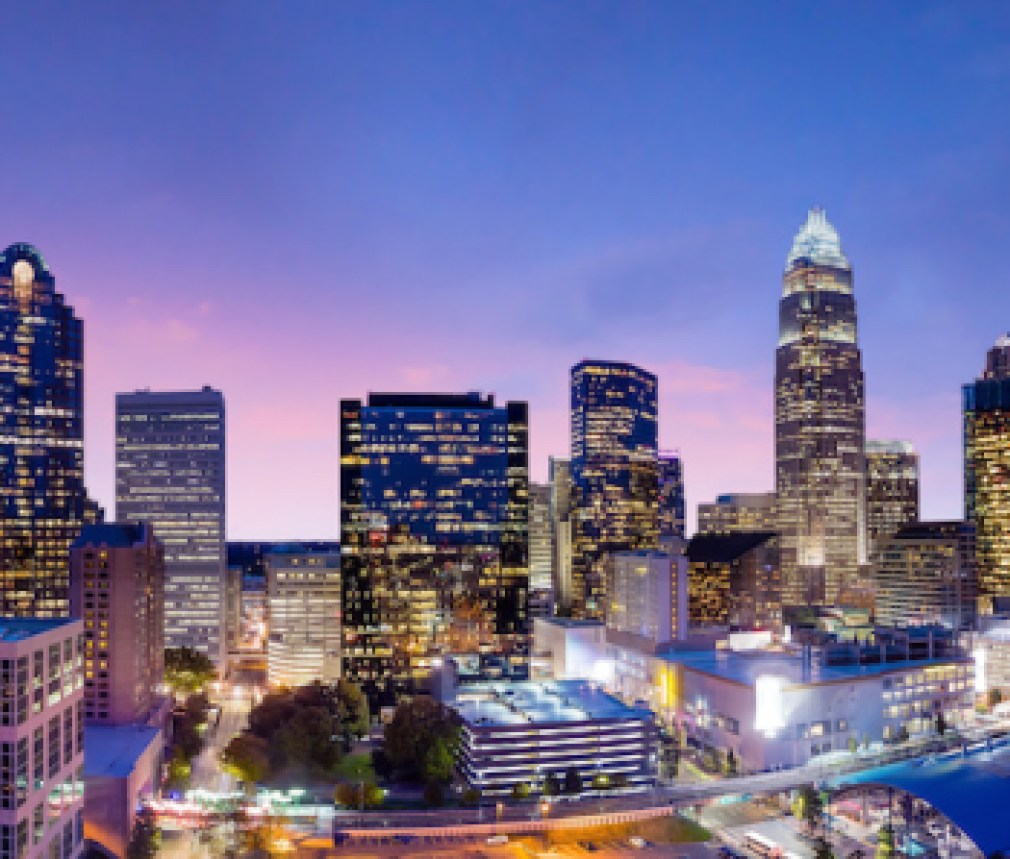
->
[{"left": 3, "top": 2, "right": 1010, "bottom": 537}]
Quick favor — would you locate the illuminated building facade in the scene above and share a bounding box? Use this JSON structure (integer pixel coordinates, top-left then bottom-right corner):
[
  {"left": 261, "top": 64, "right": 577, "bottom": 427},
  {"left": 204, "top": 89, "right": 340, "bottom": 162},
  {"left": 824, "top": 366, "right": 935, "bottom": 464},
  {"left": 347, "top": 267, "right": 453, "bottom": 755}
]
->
[
  {"left": 115, "top": 388, "right": 226, "bottom": 667},
  {"left": 874, "top": 522, "right": 977, "bottom": 631},
  {"left": 658, "top": 451, "right": 685, "bottom": 540},
  {"left": 866, "top": 440, "right": 920, "bottom": 560},
  {"left": 265, "top": 546, "right": 341, "bottom": 688},
  {"left": 686, "top": 532, "right": 781, "bottom": 631},
  {"left": 775, "top": 209, "right": 867, "bottom": 608},
  {"left": 571, "top": 360, "right": 658, "bottom": 618},
  {"left": 607, "top": 550, "right": 687, "bottom": 645},
  {"left": 549, "top": 456, "right": 574, "bottom": 613},
  {"left": 340, "top": 393, "right": 528, "bottom": 705},
  {"left": 0, "top": 245, "right": 86, "bottom": 617},
  {"left": 69, "top": 523, "right": 164, "bottom": 725},
  {"left": 964, "top": 335, "right": 1010, "bottom": 611},
  {"left": 528, "top": 483, "right": 553, "bottom": 617},
  {"left": 697, "top": 492, "right": 777, "bottom": 535}
]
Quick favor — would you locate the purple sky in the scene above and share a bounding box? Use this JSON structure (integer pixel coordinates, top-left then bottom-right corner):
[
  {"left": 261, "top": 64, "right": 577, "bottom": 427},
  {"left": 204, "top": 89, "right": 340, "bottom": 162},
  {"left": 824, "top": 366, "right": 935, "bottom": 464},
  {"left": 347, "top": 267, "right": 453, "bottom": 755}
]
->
[{"left": 3, "top": 2, "right": 1010, "bottom": 538}]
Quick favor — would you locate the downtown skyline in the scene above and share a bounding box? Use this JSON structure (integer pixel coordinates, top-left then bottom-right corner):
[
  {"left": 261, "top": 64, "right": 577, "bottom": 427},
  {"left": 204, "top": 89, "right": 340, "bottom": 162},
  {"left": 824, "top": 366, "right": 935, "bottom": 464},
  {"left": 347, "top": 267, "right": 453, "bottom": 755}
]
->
[{"left": 3, "top": 3, "right": 1010, "bottom": 538}]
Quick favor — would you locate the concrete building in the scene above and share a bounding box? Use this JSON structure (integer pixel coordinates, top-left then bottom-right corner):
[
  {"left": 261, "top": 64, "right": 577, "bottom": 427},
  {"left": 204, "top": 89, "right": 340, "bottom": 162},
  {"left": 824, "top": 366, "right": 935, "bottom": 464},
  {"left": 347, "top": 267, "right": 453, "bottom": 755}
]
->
[
  {"left": 69, "top": 523, "right": 165, "bottom": 725},
  {"left": 607, "top": 550, "right": 687, "bottom": 645},
  {"left": 265, "top": 545, "right": 341, "bottom": 688},
  {"left": 697, "top": 493, "right": 777, "bottom": 536},
  {"left": 530, "top": 617, "right": 607, "bottom": 682},
  {"left": 549, "top": 457, "right": 574, "bottom": 614},
  {"left": 775, "top": 209, "right": 868, "bottom": 607},
  {"left": 866, "top": 440, "right": 920, "bottom": 559},
  {"left": 452, "top": 680, "right": 657, "bottom": 796},
  {"left": 570, "top": 361, "right": 659, "bottom": 619},
  {"left": 0, "top": 618, "right": 85, "bottom": 859},
  {"left": 875, "top": 522, "right": 977, "bottom": 631},
  {"left": 116, "top": 387, "right": 226, "bottom": 667},
  {"left": 686, "top": 532, "right": 782, "bottom": 631},
  {"left": 0, "top": 245, "right": 88, "bottom": 617}
]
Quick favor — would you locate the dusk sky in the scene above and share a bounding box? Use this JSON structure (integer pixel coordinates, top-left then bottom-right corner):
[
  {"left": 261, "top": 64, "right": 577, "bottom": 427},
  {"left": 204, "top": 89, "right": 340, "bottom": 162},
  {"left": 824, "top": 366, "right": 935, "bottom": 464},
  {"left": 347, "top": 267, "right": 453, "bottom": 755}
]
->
[{"left": 4, "top": 2, "right": 1010, "bottom": 538}]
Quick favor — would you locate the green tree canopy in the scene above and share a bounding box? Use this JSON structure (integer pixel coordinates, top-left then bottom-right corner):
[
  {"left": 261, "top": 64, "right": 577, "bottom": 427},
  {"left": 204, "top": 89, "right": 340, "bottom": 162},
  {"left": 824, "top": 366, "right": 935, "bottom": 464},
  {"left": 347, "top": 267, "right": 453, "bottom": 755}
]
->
[
  {"left": 382, "top": 696, "right": 460, "bottom": 782},
  {"left": 164, "top": 647, "right": 216, "bottom": 697},
  {"left": 221, "top": 734, "right": 270, "bottom": 787},
  {"left": 563, "top": 766, "right": 582, "bottom": 795}
]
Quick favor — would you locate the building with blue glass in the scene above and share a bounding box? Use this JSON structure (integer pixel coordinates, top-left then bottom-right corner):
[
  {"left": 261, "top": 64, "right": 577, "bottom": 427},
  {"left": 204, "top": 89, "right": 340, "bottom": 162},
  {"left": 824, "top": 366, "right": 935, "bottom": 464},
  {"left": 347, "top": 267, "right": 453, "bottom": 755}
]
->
[
  {"left": 658, "top": 451, "right": 685, "bottom": 541},
  {"left": 0, "top": 244, "right": 87, "bottom": 617},
  {"left": 340, "top": 392, "right": 528, "bottom": 705},
  {"left": 570, "top": 360, "right": 658, "bottom": 619}
]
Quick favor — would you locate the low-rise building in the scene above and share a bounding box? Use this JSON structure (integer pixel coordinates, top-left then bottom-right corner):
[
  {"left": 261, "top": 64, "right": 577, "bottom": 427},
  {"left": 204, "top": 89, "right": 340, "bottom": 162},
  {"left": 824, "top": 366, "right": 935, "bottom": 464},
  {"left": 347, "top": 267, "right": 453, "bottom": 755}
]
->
[
  {"left": 0, "top": 618, "right": 85, "bottom": 859},
  {"left": 452, "top": 680, "right": 657, "bottom": 796},
  {"left": 607, "top": 550, "right": 687, "bottom": 646}
]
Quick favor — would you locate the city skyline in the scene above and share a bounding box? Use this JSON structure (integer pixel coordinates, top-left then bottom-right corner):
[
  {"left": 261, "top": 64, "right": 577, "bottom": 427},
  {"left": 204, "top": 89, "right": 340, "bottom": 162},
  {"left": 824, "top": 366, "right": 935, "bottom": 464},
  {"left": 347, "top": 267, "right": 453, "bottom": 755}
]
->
[{"left": 3, "top": 3, "right": 1009, "bottom": 538}]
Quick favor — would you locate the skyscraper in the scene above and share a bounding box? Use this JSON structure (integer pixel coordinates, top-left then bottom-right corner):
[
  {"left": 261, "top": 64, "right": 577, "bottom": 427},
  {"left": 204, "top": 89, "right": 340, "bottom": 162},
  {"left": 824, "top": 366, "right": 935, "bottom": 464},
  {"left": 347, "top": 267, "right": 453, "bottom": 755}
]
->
[
  {"left": 964, "top": 335, "right": 1010, "bottom": 610},
  {"left": 549, "top": 456, "right": 574, "bottom": 613},
  {"left": 340, "top": 392, "right": 528, "bottom": 705},
  {"left": 0, "top": 244, "right": 86, "bottom": 617},
  {"left": 775, "top": 209, "right": 867, "bottom": 608},
  {"left": 697, "top": 492, "right": 777, "bottom": 535},
  {"left": 865, "top": 440, "right": 920, "bottom": 560},
  {"left": 571, "top": 360, "right": 659, "bottom": 618},
  {"left": 115, "top": 388, "right": 226, "bottom": 666},
  {"left": 658, "top": 451, "right": 685, "bottom": 540}
]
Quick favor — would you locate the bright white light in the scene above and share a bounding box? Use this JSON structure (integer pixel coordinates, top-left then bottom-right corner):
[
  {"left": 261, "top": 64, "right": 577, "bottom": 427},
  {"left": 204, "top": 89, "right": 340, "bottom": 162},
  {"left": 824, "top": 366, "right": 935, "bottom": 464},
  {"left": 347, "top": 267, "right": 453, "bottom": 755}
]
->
[
  {"left": 591, "top": 659, "right": 615, "bottom": 686},
  {"left": 973, "top": 647, "right": 987, "bottom": 695},
  {"left": 754, "top": 675, "right": 786, "bottom": 734}
]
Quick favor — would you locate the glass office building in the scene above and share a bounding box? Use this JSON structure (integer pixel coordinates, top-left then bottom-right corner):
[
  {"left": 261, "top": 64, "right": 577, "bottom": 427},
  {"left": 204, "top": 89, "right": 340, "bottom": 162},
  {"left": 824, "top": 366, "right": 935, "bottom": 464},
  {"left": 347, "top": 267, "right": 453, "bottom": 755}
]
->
[
  {"left": 866, "top": 440, "right": 920, "bottom": 560},
  {"left": 964, "top": 336, "right": 1010, "bottom": 610},
  {"left": 658, "top": 451, "right": 685, "bottom": 541},
  {"left": 340, "top": 392, "right": 528, "bottom": 705},
  {"left": 0, "top": 244, "right": 87, "bottom": 617},
  {"left": 570, "top": 360, "right": 658, "bottom": 618},
  {"left": 775, "top": 209, "right": 867, "bottom": 608},
  {"left": 115, "top": 387, "right": 226, "bottom": 666}
]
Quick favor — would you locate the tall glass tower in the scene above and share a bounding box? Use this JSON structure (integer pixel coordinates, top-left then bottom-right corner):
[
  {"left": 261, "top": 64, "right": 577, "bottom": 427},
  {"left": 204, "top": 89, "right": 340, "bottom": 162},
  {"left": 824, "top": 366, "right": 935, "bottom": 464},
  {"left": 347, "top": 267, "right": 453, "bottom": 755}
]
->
[
  {"left": 570, "top": 360, "right": 658, "bottom": 618},
  {"left": 0, "top": 244, "right": 86, "bottom": 616},
  {"left": 775, "top": 209, "right": 867, "bottom": 607}
]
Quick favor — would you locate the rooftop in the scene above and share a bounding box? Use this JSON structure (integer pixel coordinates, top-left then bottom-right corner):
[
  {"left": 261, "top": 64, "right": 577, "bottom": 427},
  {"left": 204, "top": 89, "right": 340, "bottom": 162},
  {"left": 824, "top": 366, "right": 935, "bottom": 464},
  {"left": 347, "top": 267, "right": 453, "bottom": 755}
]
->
[
  {"left": 660, "top": 647, "right": 969, "bottom": 687},
  {"left": 0, "top": 617, "right": 79, "bottom": 643},
  {"left": 686, "top": 531, "right": 777, "bottom": 563},
  {"left": 84, "top": 724, "right": 162, "bottom": 779},
  {"left": 72, "top": 522, "right": 149, "bottom": 549},
  {"left": 453, "top": 680, "right": 651, "bottom": 728}
]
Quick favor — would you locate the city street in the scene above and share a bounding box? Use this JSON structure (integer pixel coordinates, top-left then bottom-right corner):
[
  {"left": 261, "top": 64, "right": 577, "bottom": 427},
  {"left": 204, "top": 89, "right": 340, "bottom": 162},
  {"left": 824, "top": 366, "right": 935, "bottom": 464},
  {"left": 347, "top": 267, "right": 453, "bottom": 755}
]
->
[{"left": 189, "top": 687, "right": 252, "bottom": 793}]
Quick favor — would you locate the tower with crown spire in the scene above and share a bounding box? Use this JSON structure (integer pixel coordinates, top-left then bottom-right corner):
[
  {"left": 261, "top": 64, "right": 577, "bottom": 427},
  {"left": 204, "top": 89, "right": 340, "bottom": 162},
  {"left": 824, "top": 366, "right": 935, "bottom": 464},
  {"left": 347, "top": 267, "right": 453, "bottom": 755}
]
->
[{"left": 775, "top": 208, "right": 867, "bottom": 608}]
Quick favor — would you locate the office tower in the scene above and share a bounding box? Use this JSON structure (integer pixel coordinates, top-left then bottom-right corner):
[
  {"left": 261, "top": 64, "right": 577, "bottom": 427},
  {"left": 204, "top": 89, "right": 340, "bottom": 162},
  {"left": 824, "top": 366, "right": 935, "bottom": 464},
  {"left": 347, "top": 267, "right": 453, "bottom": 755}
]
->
[
  {"left": 224, "top": 564, "right": 243, "bottom": 660},
  {"left": 775, "top": 208, "right": 867, "bottom": 608},
  {"left": 875, "top": 522, "right": 977, "bottom": 631},
  {"left": 69, "top": 523, "right": 164, "bottom": 725},
  {"left": 607, "top": 550, "right": 687, "bottom": 645},
  {"left": 115, "top": 388, "right": 226, "bottom": 667},
  {"left": 0, "top": 618, "right": 85, "bottom": 859},
  {"left": 528, "top": 483, "right": 553, "bottom": 617},
  {"left": 340, "top": 392, "right": 528, "bottom": 705},
  {"left": 965, "top": 335, "right": 1010, "bottom": 611},
  {"left": 686, "top": 532, "right": 781, "bottom": 631},
  {"left": 265, "top": 545, "right": 341, "bottom": 688},
  {"left": 570, "top": 360, "right": 659, "bottom": 618},
  {"left": 697, "top": 492, "right": 777, "bottom": 535},
  {"left": 865, "top": 440, "right": 920, "bottom": 559},
  {"left": 658, "top": 452, "right": 685, "bottom": 540},
  {"left": 549, "top": 457, "right": 574, "bottom": 613},
  {"left": 0, "top": 245, "right": 86, "bottom": 617}
]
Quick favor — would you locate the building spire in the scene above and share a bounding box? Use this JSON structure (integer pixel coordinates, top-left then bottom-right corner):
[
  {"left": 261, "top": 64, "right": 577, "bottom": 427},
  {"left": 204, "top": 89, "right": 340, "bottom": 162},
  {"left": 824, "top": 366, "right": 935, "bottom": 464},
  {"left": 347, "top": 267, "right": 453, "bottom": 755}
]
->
[{"left": 786, "top": 207, "right": 850, "bottom": 269}]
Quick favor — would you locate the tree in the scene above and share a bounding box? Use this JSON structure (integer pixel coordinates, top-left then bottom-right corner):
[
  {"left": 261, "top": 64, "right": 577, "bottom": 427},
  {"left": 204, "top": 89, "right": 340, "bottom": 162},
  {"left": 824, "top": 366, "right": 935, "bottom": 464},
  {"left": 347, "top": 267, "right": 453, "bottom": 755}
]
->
[
  {"left": 876, "top": 824, "right": 895, "bottom": 859},
  {"left": 724, "top": 748, "right": 737, "bottom": 775},
  {"left": 461, "top": 787, "right": 481, "bottom": 807},
  {"left": 792, "top": 785, "right": 823, "bottom": 832},
  {"left": 563, "top": 766, "right": 582, "bottom": 795},
  {"left": 126, "top": 809, "right": 160, "bottom": 859},
  {"left": 220, "top": 734, "right": 270, "bottom": 789},
  {"left": 423, "top": 781, "right": 446, "bottom": 807},
  {"left": 989, "top": 688, "right": 1003, "bottom": 709},
  {"left": 423, "top": 736, "right": 455, "bottom": 784},
  {"left": 164, "top": 647, "right": 216, "bottom": 697},
  {"left": 165, "top": 750, "right": 191, "bottom": 791},
  {"left": 543, "top": 773, "right": 560, "bottom": 797},
  {"left": 848, "top": 736, "right": 858, "bottom": 754},
  {"left": 936, "top": 712, "right": 947, "bottom": 736},
  {"left": 382, "top": 697, "right": 459, "bottom": 782},
  {"left": 334, "top": 679, "right": 370, "bottom": 750},
  {"left": 813, "top": 836, "right": 834, "bottom": 859},
  {"left": 512, "top": 782, "right": 530, "bottom": 800}
]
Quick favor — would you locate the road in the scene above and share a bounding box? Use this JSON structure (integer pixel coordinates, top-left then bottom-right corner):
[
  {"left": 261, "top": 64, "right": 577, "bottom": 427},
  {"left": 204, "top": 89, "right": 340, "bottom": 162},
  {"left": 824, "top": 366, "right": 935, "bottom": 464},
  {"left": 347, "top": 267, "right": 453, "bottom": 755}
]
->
[{"left": 189, "top": 690, "right": 252, "bottom": 793}]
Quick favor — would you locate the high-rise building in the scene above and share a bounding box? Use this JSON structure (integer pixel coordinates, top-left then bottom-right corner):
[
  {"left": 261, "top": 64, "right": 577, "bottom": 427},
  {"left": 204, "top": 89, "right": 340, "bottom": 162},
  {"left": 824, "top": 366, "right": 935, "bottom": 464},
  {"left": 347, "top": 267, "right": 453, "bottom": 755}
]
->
[
  {"left": 570, "top": 360, "right": 659, "bottom": 618},
  {"left": 340, "top": 392, "right": 528, "bottom": 705},
  {"left": 528, "top": 483, "right": 553, "bottom": 617},
  {"left": 658, "top": 451, "right": 685, "bottom": 540},
  {"left": 0, "top": 618, "right": 85, "bottom": 859},
  {"left": 0, "top": 244, "right": 86, "bottom": 617},
  {"left": 697, "top": 492, "right": 777, "bottom": 535},
  {"left": 865, "top": 440, "right": 920, "bottom": 559},
  {"left": 607, "top": 550, "right": 687, "bottom": 645},
  {"left": 686, "top": 532, "right": 781, "bottom": 631},
  {"left": 965, "top": 335, "right": 1010, "bottom": 611},
  {"left": 775, "top": 208, "right": 867, "bottom": 608},
  {"left": 549, "top": 457, "right": 574, "bottom": 613},
  {"left": 874, "top": 522, "right": 977, "bottom": 631},
  {"left": 69, "top": 523, "right": 164, "bottom": 725},
  {"left": 265, "top": 545, "right": 341, "bottom": 688},
  {"left": 115, "top": 388, "right": 226, "bottom": 667}
]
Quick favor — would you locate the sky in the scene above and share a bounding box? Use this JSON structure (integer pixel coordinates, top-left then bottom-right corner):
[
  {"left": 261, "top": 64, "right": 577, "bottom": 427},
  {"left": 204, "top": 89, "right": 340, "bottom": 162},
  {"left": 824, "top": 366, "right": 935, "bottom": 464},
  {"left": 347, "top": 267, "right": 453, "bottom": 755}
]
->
[{"left": 2, "top": 1, "right": 1010, "bottom": 538}]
